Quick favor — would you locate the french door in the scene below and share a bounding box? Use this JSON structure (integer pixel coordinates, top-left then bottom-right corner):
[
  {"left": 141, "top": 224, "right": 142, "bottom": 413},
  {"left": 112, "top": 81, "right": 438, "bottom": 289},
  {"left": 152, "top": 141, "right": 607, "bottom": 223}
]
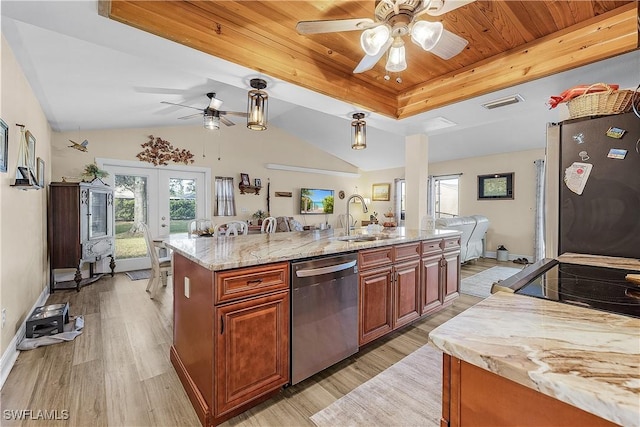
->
[{"left": 98, "top": 159, "right": 210, "bottom": 272}]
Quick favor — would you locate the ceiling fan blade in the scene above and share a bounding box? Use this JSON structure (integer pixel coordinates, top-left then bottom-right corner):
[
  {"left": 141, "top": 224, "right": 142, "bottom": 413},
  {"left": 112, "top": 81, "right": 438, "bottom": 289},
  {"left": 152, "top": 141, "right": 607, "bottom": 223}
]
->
[
  {"left": 421, "top": 0, "right": 476, "bottom": 17},
  {"left": 220, "top": 110, "right": 249, "bottom": 118},
  {"left": 220, "top": 116, "right": 236, "bottom": 127},
  {"left": 296, "top": 18, "right": 375, "bottom": 34},
  {"left": 428, "top": 29, "right": 468, "bottom": 59},
  {"left": 160, "top": 101, "right": 204, "bottom": 111},
  {"left": 177, "top": 113, "right": 202, "bottom": 120},
  {"left": 353, "top": 38, "right": 393, "bottom": 73}
]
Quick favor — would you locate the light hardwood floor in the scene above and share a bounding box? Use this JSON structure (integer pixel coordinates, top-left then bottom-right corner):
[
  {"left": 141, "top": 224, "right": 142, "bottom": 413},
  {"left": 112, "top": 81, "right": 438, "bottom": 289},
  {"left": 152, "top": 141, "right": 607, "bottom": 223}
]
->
[{"left": 1, "top": 258, "right": 502, "bottom": 427}]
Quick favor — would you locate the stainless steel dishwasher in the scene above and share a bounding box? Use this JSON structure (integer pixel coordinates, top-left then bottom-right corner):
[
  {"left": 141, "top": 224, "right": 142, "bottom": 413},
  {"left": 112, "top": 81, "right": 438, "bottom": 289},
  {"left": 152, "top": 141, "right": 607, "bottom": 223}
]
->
[{"left": 291, "top": 253, "right": 359, "bottom": 384}]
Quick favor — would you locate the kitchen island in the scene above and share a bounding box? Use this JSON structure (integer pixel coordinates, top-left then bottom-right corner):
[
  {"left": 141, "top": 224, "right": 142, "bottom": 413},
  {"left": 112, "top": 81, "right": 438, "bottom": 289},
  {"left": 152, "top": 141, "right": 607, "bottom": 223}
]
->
[
  {"left": 164, "top": 227, "right": 462, "bottom": 427},
  {"left": 429, "top": 290, "right": 640, "bottom": 426}
]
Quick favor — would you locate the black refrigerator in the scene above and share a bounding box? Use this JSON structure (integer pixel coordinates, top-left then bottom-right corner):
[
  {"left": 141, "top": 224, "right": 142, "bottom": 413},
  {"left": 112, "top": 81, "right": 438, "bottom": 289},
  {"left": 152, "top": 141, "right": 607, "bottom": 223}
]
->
[{"left": 546, "top": 111, "right": 640, "bottom": 259}]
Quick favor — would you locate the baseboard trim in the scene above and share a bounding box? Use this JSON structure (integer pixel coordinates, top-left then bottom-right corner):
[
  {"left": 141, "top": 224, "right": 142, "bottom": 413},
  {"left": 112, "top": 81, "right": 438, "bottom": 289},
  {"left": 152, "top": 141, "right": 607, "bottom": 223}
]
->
[{"left": 0, "top": 285, "right": 50, "bottom": 390}]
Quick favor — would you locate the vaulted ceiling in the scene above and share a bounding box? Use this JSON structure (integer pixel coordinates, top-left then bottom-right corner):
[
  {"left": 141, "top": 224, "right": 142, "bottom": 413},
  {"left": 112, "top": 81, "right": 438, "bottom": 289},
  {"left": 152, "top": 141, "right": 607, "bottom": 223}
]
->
[{"left": 101, "top": 0, "right": 638, "bottom": 119}]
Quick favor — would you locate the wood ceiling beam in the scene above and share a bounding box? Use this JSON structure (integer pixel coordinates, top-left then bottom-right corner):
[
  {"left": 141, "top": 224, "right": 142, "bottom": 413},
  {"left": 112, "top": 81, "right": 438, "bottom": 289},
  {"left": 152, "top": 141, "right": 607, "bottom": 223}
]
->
[
  {"left": 397, "top": 2, "right": 638, "bottom": 119},
  {"left": 102, "top": 0, "right": 398, "bottom": 117}
]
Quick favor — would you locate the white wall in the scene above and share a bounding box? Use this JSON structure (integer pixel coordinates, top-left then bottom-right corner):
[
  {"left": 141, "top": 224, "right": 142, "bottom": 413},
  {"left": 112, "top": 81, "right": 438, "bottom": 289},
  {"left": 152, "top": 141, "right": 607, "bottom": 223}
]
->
[
  {"left": 51, "top": 122, "right": 363, "bottom": 230},
  {"left": 0, "top": 35, "right": 51, "bottom": 360},
  {"left": 429, "top": 148, "right": 545, "bottom": 259}
]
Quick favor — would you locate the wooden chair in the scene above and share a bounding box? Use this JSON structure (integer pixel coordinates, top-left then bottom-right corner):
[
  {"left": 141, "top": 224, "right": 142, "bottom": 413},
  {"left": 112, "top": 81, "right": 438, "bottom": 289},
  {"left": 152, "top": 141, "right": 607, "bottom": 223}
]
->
[
  {"left": 261, "top": 216, "right": 277, "bottom": 233},
  {"left": 215, "top": 221, "right": 249, "bottom": 236},
  {"left": 140, "top": 222, "right": 172, "bottom": 299}
]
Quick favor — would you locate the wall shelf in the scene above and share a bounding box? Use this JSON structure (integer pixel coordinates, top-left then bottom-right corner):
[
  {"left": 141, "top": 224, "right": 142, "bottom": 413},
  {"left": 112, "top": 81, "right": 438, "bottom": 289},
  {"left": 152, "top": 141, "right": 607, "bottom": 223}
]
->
[{"left": 239, "top": 184, "right": 262, "bottom": 195}]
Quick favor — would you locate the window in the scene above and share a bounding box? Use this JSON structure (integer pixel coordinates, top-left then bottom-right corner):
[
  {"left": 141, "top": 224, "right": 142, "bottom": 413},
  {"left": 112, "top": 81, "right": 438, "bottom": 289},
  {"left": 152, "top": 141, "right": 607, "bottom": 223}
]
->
[{"left": 429, "top": 175, "right": 460, "bottom": 219}]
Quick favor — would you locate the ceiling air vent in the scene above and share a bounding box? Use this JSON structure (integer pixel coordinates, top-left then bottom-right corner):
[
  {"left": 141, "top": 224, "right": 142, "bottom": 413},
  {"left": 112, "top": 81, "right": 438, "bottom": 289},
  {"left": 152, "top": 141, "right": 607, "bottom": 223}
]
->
[{"left": 481, "top": 94, "right": 524, "bottom": 110}]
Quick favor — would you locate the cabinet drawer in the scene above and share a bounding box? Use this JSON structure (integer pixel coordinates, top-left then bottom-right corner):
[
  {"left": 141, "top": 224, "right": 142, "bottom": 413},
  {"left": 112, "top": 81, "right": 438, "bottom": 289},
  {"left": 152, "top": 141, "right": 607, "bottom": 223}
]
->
[
  {"left": 359, "top": 247, "right": 393, "bottom": 270},
  {"left": 422, "top": 239, "right": 442, "bottom": 257},
  {"left": 393, "top": 242, "right": 420, "bottom": 262},
  {"left": 441, "top": 237, "right": 461, "bottom": 252},
  {"left": 215, "top": 262, "right": 289, "bottom": 304}
]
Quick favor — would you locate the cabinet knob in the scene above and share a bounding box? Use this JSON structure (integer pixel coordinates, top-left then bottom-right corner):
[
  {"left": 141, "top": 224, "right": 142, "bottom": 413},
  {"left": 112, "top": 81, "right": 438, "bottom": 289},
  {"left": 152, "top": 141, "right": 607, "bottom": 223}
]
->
[{"left": 161, "top": 224, "right": 167, "bottom": 228}]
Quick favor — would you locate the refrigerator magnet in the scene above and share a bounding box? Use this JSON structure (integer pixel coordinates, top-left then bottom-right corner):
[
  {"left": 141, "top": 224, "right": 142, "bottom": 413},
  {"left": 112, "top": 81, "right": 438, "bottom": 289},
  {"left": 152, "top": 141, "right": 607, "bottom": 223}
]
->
[
  {"left": 607, "top": 148, "right": 627, "bottom": 159},
  {"left": 605, "top": 127, "right": 626, "bottom": 139},
  {"left": 572, "top": 133, "right": 585, "bottom": 144},
  {"left": 564, "top": 162, "right": 592, "bottom": 195}
]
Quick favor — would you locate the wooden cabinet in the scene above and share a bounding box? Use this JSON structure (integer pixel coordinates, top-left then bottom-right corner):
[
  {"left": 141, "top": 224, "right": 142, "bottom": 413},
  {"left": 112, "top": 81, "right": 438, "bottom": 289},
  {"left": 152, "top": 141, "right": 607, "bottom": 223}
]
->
[
  {"left": 171, "top": 255, "right": 289, "bottom": 427},
  {"left": 441, "top": 354, "right": 615, "bottom": 427},
  {"left": 48, "top": 180, "right": 115, "bottom": 291},
  {"left": 214, "top": 291, "right": 289, "bottom": 416},
  {"left": 421, "top": 237, "right": 460, "bottom": 316},
  {"left": 358, "top": 242, "right": 421, "bottom": 346}
]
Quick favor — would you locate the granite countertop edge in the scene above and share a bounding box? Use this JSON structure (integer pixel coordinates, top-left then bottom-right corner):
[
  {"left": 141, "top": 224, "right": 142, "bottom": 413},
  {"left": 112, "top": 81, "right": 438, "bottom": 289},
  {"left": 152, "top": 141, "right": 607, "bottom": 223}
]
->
[
  {"left": 428, "top": 291, "right": 640, "bottom": 426},
  {"left": 164, "top": 227, "right": 461, "bottom": 271}
]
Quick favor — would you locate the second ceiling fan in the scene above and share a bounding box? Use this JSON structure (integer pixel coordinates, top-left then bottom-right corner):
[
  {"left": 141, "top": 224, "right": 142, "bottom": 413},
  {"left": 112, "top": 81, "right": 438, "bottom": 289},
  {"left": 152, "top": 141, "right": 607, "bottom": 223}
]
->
[
  {"left": 161, "top": 92, "right": 248, "bottom": 129},
  {"left": 297, "top": 0, "right": 475, "bottom": 75}
]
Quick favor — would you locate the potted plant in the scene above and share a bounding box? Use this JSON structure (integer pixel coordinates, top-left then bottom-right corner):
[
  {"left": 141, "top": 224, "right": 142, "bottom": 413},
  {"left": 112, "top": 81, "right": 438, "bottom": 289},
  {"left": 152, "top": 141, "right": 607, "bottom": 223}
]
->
[{"left": 252, "top": 209, "right": 268, "bottom": 225}]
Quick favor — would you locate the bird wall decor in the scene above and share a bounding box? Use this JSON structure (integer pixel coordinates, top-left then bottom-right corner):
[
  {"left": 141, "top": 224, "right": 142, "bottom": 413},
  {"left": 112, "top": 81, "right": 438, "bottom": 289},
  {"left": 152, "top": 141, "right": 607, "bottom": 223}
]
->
[{"left": 68, "top": 139, "right": 89, "bottom": 152}]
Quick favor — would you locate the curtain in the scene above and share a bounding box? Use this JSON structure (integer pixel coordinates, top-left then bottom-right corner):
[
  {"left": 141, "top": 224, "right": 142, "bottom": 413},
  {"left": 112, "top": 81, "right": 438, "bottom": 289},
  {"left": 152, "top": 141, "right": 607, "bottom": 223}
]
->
[
  {"left": 214, "top": 176, "right": 236, "bottom": 216},
  {"left": 534, "top": 159, "right": 545, "bottom": 262}
]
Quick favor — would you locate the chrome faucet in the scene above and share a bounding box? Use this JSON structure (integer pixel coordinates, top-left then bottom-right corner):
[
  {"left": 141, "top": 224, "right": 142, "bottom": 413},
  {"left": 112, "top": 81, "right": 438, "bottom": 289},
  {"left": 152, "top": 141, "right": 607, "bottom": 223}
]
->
[{"left": 345, "top": 194, "right": 368, "bottom": 236}]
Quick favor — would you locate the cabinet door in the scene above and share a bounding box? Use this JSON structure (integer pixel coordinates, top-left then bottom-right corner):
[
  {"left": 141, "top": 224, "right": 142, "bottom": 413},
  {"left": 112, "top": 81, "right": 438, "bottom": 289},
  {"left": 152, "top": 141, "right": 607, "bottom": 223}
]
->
[
  {"left": 215, "top": 291, "right": 289, "bottom": 416},
  {"left": 393, "top": 259, "right": 421, "bottom": 329},
  {"left": 359, "top": 266, "right": 393, "bottom": 345},
  {"left": 443, "top": 251, "right": 460, "bottom": 304},
  {"left": 421, "top": 254, "right": 443, "bottom": 315}
]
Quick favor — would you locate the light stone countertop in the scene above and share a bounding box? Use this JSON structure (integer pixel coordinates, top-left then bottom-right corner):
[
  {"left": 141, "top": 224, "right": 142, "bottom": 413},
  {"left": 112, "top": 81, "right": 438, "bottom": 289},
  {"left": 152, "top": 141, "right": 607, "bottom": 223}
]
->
[
  {"left": 429, "top": 291, "right": 640, "bottom": 426},
  {"left": 164, "top": 227, "right": 461, "bottom": 271}
]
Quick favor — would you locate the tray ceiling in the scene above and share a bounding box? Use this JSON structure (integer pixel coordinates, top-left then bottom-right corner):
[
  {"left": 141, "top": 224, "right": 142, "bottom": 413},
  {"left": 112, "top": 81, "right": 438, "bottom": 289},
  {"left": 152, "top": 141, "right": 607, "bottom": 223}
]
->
[{"left": 101, "top": 0, "right": 638, "bottom": 119}]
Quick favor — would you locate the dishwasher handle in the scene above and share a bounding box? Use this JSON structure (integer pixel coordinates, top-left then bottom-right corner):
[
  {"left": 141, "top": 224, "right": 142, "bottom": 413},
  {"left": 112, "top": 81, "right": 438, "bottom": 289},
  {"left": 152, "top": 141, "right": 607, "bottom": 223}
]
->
[{"left": 295, "top": 260, "right": 357, "bottom": 278}]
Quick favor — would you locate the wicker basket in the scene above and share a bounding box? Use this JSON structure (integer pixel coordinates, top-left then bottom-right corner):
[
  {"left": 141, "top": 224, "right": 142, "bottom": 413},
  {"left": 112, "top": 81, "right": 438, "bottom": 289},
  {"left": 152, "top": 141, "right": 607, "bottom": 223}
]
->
[{"left": 567, "top": 83, "right": 636, "bottom": 119}]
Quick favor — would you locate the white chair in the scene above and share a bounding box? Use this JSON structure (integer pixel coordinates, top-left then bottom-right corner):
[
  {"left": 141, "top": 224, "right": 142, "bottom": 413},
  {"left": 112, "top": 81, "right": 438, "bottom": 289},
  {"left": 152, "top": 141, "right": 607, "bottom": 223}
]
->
[
  {"left": 188, "top": 218, "right": 213, "bottom": 237},
  {"left": 215, "top": 220, "right": 249, "bottom": 236},
  {"left": 261, "top": 216, "right": 277, "bottom": 233},
  {"left": 140, "top": 222, "right": 172, "bottom": 299}
]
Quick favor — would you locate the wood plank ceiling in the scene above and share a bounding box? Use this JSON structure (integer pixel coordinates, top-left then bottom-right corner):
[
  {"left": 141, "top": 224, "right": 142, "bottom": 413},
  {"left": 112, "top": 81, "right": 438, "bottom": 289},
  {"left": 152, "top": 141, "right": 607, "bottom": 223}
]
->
[{"left": 101, "top": 1, "right": 638, "bottom": 119}]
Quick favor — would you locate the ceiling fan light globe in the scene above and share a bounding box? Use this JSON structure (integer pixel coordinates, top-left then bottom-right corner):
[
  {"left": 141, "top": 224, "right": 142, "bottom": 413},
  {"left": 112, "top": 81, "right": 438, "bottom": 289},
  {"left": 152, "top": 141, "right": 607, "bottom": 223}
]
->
[
  {"left": 203, "top": 114, "right": 220, "bottom": 130},
  {"left": 410, "top": 20, "right": 443, "bottom": 51},
  {"left": 385, "top": 38, "right": 407, "bottom": 72},
  {"left": 360, "top": 25, "right": 390, "bottom": 56}
]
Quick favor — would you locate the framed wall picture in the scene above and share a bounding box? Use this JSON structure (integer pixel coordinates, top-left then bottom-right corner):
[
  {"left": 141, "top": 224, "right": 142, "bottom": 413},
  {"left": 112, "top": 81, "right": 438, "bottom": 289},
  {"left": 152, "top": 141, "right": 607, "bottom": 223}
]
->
[
  {"left": 26, "top": 130, "right": 36, "bottom": 170},
  {"left": 37, "top": 157, "right": 45, "bottom": 188},
  {"left": 372, "top": 183, "right": 391, "bottom": 201},
  {"left": 0, "top": 119, "right": 7, "bottom": 173},
  {"left": 254, "top": 178, "right": 262, "bottom": 187},
  {"left": 240, "top": 173, "right": 250, "bottom": 186},
  {"left": 478, "top": 172, "right": 514, "bottom": 200}
]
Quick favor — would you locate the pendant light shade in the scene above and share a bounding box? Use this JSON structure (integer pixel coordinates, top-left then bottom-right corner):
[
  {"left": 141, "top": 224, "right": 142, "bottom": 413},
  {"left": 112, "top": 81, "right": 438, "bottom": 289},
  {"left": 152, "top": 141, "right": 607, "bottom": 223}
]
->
[
  {"left": 351, "top": 113, "right": 367, "bottom": 150},
  {"left": 247, "top": 78, "right": 268, "bottom": 131},
  {"left": 360, "top": 25, "right": 390, "bottom": 56},
  {"left": 385, "top": 37, "right": 407, "bottom": 72}
]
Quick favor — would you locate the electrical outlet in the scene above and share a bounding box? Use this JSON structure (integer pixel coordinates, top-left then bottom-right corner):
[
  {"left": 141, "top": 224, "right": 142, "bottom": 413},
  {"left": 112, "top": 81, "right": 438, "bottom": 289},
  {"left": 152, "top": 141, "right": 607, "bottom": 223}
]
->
[
  {"left": 184, "top": 277, "right": 190, "bottom": 298},
  {"left": 241, "top": 207, "right": 248, "bottom": 213},
  {"left": 1, "top": 308, "right": 6, "bottom": 329}
]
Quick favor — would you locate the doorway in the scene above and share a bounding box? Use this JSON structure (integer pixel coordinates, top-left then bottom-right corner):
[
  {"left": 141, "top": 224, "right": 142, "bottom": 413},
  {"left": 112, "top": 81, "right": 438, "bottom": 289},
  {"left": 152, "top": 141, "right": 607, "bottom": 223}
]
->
[{"left": 98, "top": 159, "right": 211, "bottom": 272}]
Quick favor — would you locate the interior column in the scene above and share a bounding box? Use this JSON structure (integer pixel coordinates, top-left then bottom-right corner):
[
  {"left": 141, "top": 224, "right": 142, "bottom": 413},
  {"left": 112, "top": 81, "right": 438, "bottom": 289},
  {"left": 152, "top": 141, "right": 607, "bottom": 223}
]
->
[{"left": 404, "top": 134, "right": 429, "bottom": 230}]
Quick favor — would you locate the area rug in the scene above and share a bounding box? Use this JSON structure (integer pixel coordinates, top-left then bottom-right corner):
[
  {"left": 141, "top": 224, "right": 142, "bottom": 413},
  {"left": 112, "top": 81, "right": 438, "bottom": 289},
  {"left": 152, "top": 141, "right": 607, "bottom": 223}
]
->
[
  {"left": 310, "top": 344, "right": 443, "bottom": 427},
  {"left": 125, "top": 269, "right": 152, "bottom": 281},
  {"left": 460, "top": 266, "right": 522, "bottom": 298}
]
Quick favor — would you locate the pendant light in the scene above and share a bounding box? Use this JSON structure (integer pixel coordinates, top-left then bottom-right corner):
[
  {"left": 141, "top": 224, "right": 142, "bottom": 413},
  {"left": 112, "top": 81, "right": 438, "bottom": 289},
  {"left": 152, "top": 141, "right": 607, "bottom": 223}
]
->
[
  {"left": 351, "top": 113, "right": 367, "bottom": 150},
  {"left": 247, "top": 78, "right": 268, "bottom": 131}
]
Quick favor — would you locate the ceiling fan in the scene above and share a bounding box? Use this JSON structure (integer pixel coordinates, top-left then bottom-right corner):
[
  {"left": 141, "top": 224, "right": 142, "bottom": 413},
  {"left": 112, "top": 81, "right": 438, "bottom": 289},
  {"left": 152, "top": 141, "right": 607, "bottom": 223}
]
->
[
  {"left": 296, "top": 0, "right": 475, "bottom": 76},
  {"left": 161, "top": 92, "right": 248, "bottom": 129}
]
